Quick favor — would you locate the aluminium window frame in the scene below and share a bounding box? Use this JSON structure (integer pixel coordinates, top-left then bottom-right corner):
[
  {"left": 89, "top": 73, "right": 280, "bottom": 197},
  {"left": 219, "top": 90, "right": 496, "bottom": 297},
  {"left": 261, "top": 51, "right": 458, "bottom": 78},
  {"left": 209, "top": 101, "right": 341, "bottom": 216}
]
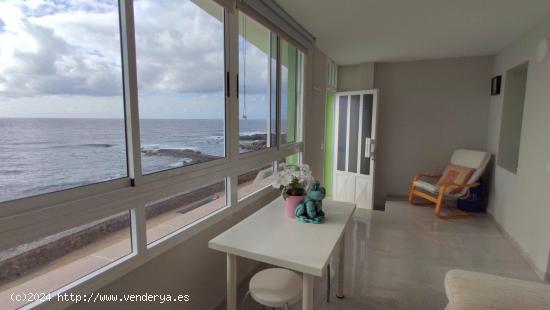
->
[{"left": 0, "top": 1, "right": 306, "bottom": 308}]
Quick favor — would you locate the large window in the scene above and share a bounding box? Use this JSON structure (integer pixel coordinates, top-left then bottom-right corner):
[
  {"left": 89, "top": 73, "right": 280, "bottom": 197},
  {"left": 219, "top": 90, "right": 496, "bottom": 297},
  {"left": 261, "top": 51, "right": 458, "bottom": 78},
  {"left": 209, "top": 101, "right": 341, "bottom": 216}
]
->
[
  {"left": 0, "top": 1, "right": 308, "bottom": 307},
  {"left": 280, "top": 40, "right": 304, "bottom": 144},
  {"left": 238, "top": 14, "right": 276, "bottom": 153},
  {"left": 0, "top": 0, "right": 127, "bottom": 203},
  {"left": 135, "top": 0, "right": 226, "bottom": 174}
]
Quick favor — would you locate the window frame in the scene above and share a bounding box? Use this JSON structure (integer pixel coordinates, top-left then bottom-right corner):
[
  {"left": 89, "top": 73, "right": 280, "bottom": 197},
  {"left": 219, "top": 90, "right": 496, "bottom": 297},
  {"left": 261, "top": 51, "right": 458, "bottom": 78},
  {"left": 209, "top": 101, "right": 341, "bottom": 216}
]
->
[{"left": 0, "top": 1, "right": 306, "bottom": 308}]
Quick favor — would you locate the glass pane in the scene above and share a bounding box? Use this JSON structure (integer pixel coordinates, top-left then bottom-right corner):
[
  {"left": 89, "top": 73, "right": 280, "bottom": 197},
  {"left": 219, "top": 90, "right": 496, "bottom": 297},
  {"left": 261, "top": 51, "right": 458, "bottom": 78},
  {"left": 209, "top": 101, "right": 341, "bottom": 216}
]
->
[
  {"left": 270, "top": 34, "right": 278, "bottom": 146},
  {"left": 279, "top": 153, "right": 300, "bottom": 166},
  {"left": 146, "top": 180, "right": 226, "bottom": 244},
  {"left": 348, "top": 95, "right": 360, "bottom": 173},
  {"left": 238, "top": 164, "right": 274, "bottom": 200},
  {"left": 360, "top": 94, "right": 374, "bottom": 175},
  {"left": 0, "top": 0, "right": 127, "bottom": 203},
  {"left": 280, "top": 40, "right": 303, "bottom": 144},
  {"left": 135, "top": 0, "right": 225, "bottom": 174},
  {"left": 337, "top": 96, "right": 348, "bottom": 171},
  {"left": 0, "top": 211, "right": 131, "bottom": 309},
  {"left": 239, "top": 14, "right": 273, "bottom": 153}
]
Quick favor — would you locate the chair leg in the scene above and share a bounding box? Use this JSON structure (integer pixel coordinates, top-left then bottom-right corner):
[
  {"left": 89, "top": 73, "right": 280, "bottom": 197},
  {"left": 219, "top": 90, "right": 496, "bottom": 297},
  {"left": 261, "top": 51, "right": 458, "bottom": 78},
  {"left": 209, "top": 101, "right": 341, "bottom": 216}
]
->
[
  {"left": 326, "top": 264, "right": 331, "bottom": 303},
  {"left": 408, "top": 185, "right": 415, "bottom": 204},
  {"left": 434, "top": 191, "right": 445, "bottom": 217}
]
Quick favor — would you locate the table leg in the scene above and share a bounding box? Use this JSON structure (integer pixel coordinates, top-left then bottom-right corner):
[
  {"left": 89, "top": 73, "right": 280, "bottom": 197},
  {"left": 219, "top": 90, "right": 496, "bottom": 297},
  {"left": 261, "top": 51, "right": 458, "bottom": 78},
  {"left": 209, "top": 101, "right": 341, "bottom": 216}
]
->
[
  {"left": 227, "top": 253, "right": 237, "bottom": 310},
  {"left": 303, "top": 273, "right": 314, "bottom": 310},
  {"left": 336, "top": 232, "right": 345, "bottom": 298}
]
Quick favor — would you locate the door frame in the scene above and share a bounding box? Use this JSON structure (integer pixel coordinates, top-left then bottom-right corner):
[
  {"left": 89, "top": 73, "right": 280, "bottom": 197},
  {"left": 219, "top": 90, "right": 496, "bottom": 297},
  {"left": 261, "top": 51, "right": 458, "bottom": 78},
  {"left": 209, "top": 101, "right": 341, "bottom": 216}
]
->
[{"left": 332, "top": 89, "right": 379, "bottom": 209}]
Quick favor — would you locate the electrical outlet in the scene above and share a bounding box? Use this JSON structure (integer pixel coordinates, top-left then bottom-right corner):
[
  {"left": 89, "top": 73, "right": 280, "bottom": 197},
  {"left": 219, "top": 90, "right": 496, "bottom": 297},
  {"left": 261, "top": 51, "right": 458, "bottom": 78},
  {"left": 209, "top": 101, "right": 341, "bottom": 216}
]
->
[{"left": 320, "top": 144, "right": 325, "bottom": 151}]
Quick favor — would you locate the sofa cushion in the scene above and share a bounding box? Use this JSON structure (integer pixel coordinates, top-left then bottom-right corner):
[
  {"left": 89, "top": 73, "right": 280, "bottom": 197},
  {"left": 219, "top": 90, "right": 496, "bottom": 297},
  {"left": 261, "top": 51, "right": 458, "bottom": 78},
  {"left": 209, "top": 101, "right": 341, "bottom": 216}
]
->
[{"left": 445, "top": 269, "right": 550, "bottom": 310}]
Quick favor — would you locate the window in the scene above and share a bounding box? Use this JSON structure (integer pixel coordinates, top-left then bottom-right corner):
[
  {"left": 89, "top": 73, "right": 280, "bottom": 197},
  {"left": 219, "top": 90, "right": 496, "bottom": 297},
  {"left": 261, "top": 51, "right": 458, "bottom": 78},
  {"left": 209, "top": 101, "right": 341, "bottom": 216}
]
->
[
  {"left": 280, "top": 40, "right": 304, "bottom": 144},
  {"left": 238, "top": 14, "right": 277, "bottom": 153},
  {"left": 146, "top": 180, "right": 227, "bottom": 244},
  {"left": 0, "top": 212, "right": 131, "bottom": 309},
  {"left": 238, "top": 164, "right": 274, "bottom": 200},
  {"left": 135, "top": 0, "right": 226, "bottom": 174},
  {"left": 0, "top": 0, "right": 127, "bottom": 203},
  {"left": 0, "top": 0, "right": 308, "bottom": 306},
  {"left": 497, "top": 62, "right": 528, "bottom": 174}
]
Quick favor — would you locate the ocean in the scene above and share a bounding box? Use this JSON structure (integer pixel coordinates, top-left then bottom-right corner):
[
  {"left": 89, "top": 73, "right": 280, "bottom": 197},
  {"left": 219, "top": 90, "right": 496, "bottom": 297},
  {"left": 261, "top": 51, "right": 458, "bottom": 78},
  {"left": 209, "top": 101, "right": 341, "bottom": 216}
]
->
[{"left": 0, "top": 118, "right": 267, "bottom": 203}]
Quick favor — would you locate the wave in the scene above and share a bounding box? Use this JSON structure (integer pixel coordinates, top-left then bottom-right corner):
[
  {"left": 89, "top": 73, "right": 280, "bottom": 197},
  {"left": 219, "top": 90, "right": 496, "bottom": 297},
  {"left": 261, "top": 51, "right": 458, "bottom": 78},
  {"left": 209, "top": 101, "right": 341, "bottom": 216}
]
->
[
  {"left": 169, "top": 158, "right": 193, "bottom": 168},
  {"left": 50, "top": 143, "right": 117, "bottom": 149},
  {"left": 240, "top": 131, "right": 267, "bottom": 136},
  {"left": 81, "top": 143, "right": 116, "bottom": 148},
  {"left": 141, "top": 145, "right": 199, "bottom": 153},
  {"left": 0, "top": 169, "right": 24, "bottom": 176}
]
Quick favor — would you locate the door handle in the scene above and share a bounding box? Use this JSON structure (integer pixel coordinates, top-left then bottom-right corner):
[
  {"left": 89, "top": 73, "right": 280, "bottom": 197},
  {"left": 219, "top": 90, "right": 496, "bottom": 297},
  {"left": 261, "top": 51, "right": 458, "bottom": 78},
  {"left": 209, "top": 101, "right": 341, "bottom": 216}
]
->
[{"left": 365, "top": 138, "right": 375, "bottom": 159}]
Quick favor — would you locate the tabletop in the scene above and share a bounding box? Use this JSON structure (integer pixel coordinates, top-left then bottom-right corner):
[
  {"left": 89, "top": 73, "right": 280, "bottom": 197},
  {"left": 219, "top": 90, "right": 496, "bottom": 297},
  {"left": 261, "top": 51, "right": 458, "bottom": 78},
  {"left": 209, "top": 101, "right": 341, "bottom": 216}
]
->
[{"left": 209, "top": 197, "right": 356, "bottom": 276}]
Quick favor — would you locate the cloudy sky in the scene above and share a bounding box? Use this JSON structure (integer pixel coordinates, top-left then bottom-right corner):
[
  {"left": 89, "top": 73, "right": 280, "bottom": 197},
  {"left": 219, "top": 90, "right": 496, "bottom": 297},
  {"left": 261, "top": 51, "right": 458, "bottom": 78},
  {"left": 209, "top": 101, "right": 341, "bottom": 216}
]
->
[{"left": 0, "top": 0, "right": 270, "bottom": 119}]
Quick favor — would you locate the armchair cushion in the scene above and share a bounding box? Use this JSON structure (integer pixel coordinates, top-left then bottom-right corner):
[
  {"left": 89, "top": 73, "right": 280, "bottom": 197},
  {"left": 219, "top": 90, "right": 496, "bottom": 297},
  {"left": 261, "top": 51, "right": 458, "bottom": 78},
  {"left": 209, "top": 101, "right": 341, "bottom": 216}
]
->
[
  {"left": 413, "top": 179, "right": 439, "bottom": 194},
  {"left": 450, "top": 149, "right": 490, "bottom": 185},
  {"left": 437, "top": 164, "right": 475, "bottom": 194}
]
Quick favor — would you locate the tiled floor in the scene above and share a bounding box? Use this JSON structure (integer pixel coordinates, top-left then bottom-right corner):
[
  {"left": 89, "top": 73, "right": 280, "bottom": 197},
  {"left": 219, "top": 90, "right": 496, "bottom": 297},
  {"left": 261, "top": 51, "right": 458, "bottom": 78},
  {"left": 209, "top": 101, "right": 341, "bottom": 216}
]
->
[{"left": 237, "top": 201, "right": 541, "bottom": 310}]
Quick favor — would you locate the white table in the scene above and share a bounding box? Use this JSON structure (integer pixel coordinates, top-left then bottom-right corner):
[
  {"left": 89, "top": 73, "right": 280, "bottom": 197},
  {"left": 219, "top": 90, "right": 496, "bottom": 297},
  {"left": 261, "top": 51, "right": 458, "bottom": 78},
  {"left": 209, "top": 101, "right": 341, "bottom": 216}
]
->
[{"left": 209, "top": 197, "right": 356, "bottom": 310}]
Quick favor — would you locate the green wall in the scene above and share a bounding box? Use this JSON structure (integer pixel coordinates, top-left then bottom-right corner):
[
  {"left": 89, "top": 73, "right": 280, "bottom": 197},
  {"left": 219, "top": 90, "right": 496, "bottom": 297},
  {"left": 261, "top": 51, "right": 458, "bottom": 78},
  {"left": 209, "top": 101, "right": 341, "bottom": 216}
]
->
[{"left": 323, "top": 90, "right": 335, "bottom": 197}]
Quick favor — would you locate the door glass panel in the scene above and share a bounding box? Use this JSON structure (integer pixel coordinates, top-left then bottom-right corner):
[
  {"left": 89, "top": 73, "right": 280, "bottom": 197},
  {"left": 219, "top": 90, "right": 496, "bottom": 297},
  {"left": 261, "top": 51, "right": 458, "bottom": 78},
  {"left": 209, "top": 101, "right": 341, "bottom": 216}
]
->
[
  {"left": 336, "top": 96, "right": 348, "bottom": 171},
  {"left": 347, "top": 95, "right": 360, "bottom": 173},
  {"left": 360, "top": 94, "right": 374, "bottom": 175}
]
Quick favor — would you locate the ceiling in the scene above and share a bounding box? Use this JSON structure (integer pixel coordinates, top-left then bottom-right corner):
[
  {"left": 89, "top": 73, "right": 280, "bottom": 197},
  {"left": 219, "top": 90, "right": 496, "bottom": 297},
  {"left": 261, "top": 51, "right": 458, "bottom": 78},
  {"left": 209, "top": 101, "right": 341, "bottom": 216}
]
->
[{"left": 276, "top": 0, "right": 550, "bottom": 64}]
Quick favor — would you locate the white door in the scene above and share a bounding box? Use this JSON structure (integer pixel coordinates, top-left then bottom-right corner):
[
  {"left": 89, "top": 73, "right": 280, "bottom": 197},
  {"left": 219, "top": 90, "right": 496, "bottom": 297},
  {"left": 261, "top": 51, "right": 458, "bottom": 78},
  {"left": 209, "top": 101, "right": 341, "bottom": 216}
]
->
[{"left": 333, "top": 90, "right": 378, "bottom": 209}]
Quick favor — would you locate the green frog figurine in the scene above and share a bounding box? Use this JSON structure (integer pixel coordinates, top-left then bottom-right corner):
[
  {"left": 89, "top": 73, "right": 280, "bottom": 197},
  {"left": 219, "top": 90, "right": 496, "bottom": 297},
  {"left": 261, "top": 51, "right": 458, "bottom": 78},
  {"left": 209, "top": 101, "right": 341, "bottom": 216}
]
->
[{"left": 295, "top": 181, "right": 326, "bottom": 224}]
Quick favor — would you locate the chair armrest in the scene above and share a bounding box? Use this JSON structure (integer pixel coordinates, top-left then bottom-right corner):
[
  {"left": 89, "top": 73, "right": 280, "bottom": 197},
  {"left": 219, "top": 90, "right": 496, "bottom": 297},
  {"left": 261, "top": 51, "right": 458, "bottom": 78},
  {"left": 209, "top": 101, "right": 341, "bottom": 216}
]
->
[{"left": 413, "top": 172, "right": 441, "bottom": 181}]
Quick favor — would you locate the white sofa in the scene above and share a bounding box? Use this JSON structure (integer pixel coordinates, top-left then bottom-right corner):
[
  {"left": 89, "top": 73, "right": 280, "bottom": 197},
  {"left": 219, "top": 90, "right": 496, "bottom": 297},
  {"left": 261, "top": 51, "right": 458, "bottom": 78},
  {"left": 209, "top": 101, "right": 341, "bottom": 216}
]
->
[{"left": 445, "top": 269, "right": 550, "bottom": 310}]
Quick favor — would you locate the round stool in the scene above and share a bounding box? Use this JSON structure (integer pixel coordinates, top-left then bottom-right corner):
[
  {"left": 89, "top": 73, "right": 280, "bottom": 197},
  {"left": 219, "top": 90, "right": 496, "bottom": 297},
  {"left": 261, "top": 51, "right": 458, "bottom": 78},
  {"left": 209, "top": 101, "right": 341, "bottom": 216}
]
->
[{"left": 241, "top": 268, "right": 302, "bottom": 310}]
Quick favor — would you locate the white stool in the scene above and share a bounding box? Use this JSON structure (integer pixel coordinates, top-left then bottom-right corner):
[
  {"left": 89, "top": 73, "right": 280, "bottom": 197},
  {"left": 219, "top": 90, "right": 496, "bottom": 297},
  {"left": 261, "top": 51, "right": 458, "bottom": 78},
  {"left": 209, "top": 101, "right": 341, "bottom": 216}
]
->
[{"left": 241, "top": 268, "right": 302, "bottom": 310}]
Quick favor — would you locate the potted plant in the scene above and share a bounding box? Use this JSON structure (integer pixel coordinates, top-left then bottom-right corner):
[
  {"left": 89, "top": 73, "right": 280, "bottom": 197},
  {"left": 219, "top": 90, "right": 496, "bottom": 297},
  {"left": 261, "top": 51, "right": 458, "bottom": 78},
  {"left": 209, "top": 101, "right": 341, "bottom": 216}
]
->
[{"left": 273, "top": 163, "right": 314, "bottom": 218}]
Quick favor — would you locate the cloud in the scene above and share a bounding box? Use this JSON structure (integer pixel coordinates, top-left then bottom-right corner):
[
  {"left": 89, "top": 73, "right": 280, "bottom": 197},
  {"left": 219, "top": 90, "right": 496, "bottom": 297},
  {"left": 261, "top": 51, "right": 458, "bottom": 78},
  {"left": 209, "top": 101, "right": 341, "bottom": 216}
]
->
[
  {"left": 0, "top": 0, "right": 271, "bottom": 98},
  {"left": 0, "top": 0, "right": 272, "bottom": 119},
  {"left": 0, "top": 0, "right": 123, "bottom": 97},
  {"left": 133, "top": 0, "right": 226, "bottom": 94}
]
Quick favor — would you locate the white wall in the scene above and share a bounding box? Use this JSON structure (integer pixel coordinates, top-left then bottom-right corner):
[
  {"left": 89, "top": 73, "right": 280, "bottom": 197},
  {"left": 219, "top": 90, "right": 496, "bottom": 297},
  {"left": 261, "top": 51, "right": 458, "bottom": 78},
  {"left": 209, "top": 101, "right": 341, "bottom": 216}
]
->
[
  {"left": 337, "top": 62, "right": 375, "bottom": 91},
  {"left": 373, "top": 57, "right": 493, "bottom": 206},
  {"left": 487, "top": 15, "right": 550, "bottom": 280}
]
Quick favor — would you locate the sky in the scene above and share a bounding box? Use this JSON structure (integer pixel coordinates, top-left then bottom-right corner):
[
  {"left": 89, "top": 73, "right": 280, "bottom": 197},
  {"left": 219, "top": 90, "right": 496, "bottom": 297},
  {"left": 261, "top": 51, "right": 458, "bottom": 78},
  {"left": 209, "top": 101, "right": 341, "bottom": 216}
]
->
[{"left": 0, "top": 0, "right": 271, "bottom": 119}]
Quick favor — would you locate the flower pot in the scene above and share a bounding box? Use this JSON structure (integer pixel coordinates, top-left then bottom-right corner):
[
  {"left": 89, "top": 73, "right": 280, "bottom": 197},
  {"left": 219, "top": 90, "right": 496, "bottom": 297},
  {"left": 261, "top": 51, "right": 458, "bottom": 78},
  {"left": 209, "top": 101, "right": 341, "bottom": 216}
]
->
[{"left": 284, "top": 195, "right": 305, "bottom": 219}]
